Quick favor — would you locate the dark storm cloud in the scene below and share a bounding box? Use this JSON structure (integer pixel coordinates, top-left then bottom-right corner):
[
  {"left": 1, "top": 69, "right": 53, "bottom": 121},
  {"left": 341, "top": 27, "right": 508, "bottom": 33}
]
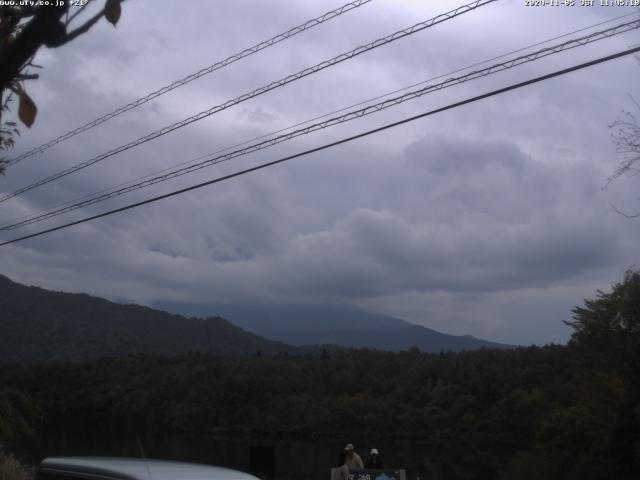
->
[{"left": 247, "top": 135, "right": 618, "bottom": 299}]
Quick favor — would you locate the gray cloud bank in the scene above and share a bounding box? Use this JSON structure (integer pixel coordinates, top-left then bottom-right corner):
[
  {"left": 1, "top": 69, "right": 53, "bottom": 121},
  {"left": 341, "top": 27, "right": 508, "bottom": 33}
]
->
[{"left": 1, "top": 0, "right": 639, "bottom": 344}]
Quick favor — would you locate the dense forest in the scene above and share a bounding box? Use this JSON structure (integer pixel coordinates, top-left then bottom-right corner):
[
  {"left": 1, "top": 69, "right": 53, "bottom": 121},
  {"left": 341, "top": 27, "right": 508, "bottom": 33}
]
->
[{"left": 1, "top": 271, "right": 640, "bottom": 479}]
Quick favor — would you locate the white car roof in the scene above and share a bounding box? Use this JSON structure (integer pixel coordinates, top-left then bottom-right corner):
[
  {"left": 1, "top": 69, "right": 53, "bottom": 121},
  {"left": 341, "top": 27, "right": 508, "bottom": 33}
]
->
[{"left": 39, "top": 457, "right": 260, "bottom": 480}]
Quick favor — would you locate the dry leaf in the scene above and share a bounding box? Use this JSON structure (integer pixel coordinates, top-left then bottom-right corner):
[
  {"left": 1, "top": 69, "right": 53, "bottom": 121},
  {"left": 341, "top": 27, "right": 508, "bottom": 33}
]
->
[
  {"left": 18, "top": 89, "right": 37, "bottom": 128},
  {"left": 105, "top": 1, "right": 121, "bottom": 27}
]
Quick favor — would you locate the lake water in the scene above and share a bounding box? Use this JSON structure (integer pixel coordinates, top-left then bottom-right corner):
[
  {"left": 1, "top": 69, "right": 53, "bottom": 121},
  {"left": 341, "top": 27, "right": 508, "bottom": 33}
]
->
[{"left": 7, "top": 431, "right": 513, "bottom": 480}]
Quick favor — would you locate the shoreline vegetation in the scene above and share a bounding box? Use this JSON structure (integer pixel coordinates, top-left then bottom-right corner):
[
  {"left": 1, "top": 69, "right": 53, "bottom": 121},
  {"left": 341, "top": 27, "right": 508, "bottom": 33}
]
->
[{"left": 0, "top": 342, "right": 635, "bottom": 479}]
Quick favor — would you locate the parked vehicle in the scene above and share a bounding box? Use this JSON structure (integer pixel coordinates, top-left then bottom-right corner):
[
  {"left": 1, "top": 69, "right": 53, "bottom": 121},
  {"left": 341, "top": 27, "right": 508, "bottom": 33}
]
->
[{"left": 36, "top": 457, "right": 261, "bottom": 480}]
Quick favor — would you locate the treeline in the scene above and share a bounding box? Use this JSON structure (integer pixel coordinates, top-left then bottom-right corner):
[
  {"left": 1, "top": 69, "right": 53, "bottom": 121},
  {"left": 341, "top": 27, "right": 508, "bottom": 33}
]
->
[
  {"left": 0, "top": 344, "right": 632, "bottom": 478},
  {"left": 2, "top": 271, "right": 640, "bottom": 479},
  {"left": 1, "top": 345, "right": 571, "bottom": 440}
]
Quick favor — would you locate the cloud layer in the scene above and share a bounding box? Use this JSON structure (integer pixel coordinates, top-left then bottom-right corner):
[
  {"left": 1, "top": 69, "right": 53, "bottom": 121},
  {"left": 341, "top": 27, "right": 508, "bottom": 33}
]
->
[{"left": 1, "top": 0, "right": 639, "bottom": 344}]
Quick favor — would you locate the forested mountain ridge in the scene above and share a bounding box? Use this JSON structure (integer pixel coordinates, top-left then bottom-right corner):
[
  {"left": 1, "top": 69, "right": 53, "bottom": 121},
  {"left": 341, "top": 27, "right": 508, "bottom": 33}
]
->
[
  {"left": 0, "top": 274, "right": 296, "bottom": 362},
  {"left": 0, "top": 274, "right": 507, "bottom": 363}
]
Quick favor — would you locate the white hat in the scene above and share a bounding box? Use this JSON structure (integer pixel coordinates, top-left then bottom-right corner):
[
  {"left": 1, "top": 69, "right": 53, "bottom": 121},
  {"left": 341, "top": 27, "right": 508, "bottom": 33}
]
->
[
  {"left": 344, "top": 443, "right": 355, "bottom": 451},
  {"left": 370, "top": 448, "right": 379, "bottom": 455}
]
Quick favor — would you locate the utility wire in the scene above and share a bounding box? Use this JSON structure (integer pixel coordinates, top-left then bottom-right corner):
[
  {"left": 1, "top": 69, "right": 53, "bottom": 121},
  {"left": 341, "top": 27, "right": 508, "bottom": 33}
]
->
[
  {"left": 4, "top": 9, "right": 635, "bottom": 236},
  {"left": 4, "top": 0, "right": 375, "bottom": 168},
  {"left": 3, "top": 18, "right": 638, "bottom": 231},
  {"left": 1, "top": 44, "right": 639, "bottom": 248},
  {"left": 6, "top": 10, "right": 636, "bottom": 234},
  {"left": 0, "top": 0, "right": 496, "bottom": 204},
  {"left": 4, "top": 10, "right": 633, "bottom": 230}
]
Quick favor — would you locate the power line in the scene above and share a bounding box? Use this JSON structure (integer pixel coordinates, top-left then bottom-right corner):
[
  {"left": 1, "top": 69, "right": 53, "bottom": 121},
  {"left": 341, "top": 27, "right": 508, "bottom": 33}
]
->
[
  {"left": 3, "top": 18, "right": 638, "bottom": 231},
  {"left": 8, "top": 11, "right": 636, "bottom": 234},
  {"left": 4, "top": 18, "right": 637, "bottom": 230},
  {"left": 5, "top": 10, "right": 632, "bottom": 231},
  {"left": 4, "top": 0, "right": 375, "bottom": 168},
  {"left": 0, "top": 0, "right": 496, "bottom": 204},
  {"left": 1, "top": 44, "right": 638, "bottom": 248},
  {"left": 5, "top": 12, "right": 634, "bottom": 232}
]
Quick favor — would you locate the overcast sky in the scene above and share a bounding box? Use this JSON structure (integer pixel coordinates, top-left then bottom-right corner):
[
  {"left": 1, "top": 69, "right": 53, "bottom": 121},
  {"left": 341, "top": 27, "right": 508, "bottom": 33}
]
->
[{"left": 1, "top": 0, "right": 639, "bottom": 344}]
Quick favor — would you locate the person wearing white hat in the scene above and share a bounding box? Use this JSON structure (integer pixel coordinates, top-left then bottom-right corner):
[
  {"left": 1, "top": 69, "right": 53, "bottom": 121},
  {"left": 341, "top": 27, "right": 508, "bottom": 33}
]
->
[
  {"left": 366, "top": 448, "right": 384, "bottom": 469},
  {"left": 343, "top": 443, "right": 364, "bottom": 470}
]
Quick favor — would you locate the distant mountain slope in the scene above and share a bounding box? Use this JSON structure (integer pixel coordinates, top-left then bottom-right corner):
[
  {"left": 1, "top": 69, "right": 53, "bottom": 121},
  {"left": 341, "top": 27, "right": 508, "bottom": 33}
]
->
[
  {"left": 0, "top": 275, "right": 295, "bottom": 363},
  {"left": 155, "top": 302, "right": 513, "bottom": 352}
]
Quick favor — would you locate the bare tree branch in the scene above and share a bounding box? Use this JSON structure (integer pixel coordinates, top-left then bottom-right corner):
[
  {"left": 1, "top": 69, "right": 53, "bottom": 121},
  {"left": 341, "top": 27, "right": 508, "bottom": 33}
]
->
[
  {"left": 60, "top": 5, "right": 107, "bottom": 44},
  {"left": 61, "top": 0, "right": 121, "bottom": 45},
  {"left": 15, "top": 73, "right": 39, "bottom": 81},
  {"left": 607, "top": 97, "right": 640, "bottom": 185},
  {"left": 66, "top": 0, "right": 93, "bottom": 26},
  {"left": 610, "top": 202, "right": 640, "bottom": 218}
]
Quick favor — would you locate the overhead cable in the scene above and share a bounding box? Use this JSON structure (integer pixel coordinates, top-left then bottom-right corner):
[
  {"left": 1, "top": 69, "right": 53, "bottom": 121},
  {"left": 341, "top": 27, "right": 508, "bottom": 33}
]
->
[
  {"left": 7, "top": 11, "right": 637, "bottom": 231},
  {"left": 3, "top": 18, "right": 638, "bottom": 231},
  {"left": 4, "top": 0, "right": 375, "bottom": 168},
  {"left": 1, "top": 44, "right": 639, "bottom": 247},
  {"left": 0, "top": 0, "right": 496, "bottom": 203}
]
